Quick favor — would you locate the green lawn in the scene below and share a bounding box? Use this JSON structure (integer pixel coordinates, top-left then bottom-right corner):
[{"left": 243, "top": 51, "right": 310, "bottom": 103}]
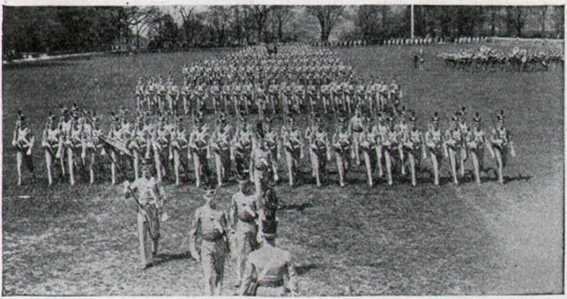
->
[{"left": 2, "top": 43, "right": 564, "bottom": 295}]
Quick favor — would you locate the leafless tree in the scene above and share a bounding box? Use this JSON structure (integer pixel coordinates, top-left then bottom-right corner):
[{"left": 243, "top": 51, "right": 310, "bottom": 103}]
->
[{"left": 306, "top": 6, "right": 345, "bottom": 42}]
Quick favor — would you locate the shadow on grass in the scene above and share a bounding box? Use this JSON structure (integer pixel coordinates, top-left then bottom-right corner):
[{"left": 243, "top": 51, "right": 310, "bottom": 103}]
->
[
  {"left": 296, "top": 263, "right": 318, "bottom": 275},
  {"left": 279, "top": 202, "right": 314, "bottom": 212},
  {"left": 153, "top": 251, "right": 192, "bottom": 267}
]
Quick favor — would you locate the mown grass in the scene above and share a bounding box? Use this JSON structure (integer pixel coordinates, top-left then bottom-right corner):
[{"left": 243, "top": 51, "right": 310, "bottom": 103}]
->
[{"left": 2, "top": 43, "right": 564, "bottom": 295}]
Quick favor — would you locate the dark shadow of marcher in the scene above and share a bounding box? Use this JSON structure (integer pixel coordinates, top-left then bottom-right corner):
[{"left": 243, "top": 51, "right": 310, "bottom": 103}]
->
[
  {"left": 153, "top": 251, "right": 192, "bottom": 267},
  {"left": 295, "top": 263, "right": 318, "bottom": 276}
]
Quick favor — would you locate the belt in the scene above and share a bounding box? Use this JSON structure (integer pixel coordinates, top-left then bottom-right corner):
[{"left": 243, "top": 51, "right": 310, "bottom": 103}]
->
[{"left": 258, "top": 279, "right": 284, "bottom": 288}]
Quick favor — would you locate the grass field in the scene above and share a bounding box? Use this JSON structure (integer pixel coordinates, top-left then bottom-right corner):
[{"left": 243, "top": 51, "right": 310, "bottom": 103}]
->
[{"left": 2, "top": 42, "right": 564, "bottom": 295}]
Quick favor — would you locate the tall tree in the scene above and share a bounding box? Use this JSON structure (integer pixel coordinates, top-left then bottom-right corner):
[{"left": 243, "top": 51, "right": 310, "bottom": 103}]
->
[
  {"left": 271, "top": 6, "right": 294, "bottom": 41},
  {"left": 306, "top": 6, "right": 345, "bottom": 42},
  {"left": 249, "top": 5, "right": 272, "bottom": 43},
  {"left": 124, "top": 6, "right": 160, "bottom": 49}
]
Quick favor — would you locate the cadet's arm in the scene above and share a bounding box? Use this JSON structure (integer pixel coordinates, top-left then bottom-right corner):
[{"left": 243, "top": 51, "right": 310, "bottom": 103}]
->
[
  {"left": 238, "top": 260, "right": 257, "bottom": 296},
  {"left": 189, "top": 209, "right": 201, "bottom": 261}
]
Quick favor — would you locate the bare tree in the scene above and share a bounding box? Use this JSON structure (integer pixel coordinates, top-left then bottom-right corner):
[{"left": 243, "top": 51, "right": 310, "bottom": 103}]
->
[
  {"left": 271, "top": 6, "right": 294, "bottom": 41},
  {"left": 249, "top": 5, "right": 272, "bottom": 43},
  {"left": 306, "top": 6, "right": 345, "bottom": 42},
  {"left": 124, "top": 6, "right": 161, "bottom": 49},
  {"left": 176, "top": 6, "right": 195, "bottom": 47}
]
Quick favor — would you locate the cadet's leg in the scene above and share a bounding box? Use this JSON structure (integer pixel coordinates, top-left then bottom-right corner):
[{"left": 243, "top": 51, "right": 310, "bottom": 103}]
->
[
  {"left": 363, "top": 150, "right": 373, "bottom": 187},
  {"left": 459, "top": 148, "right": 466, "bottom": 178},
  {"left": 472, "top": 150, "right": 481, "bottom": 185},
  {"left": 174, "top": 149, "right": 181, "bottom": 186},
  {"left": 313, "top": 152, "right": 321, "bottom": 187},
  {"left": 336, "top": 154, "right": 345, "bottom": 187},
  {"left": 193, "top": 152, "right": 201, "bottom": 187},
  {"left": 431, "top": 151, "right": 440, "bottom": 186},
  {"left": 385, "top": 150, "right": 393, "bottom": 185},
  {"left": 16, "top": 151, "right": 23, "bottom": 186},
  {"left": 399, "top": 147, "right": 406, "bottom": 176},
  {"left": 286, "top": 151, "right": 294, "bottom": 187},
  {"left": 495, "top": 148, "right": 504, "bottom": 184},
  {"left": 45, "top": 150, "right": 53, "bottom": 186},
  {"left": 376, "top": 147, "right": 384, "bottom": 177},
  {"left": 109, "top": 150, "right": 118, "bottom": 185},
  {"left": 68, "top": 148, "right": 75, "bottom": 185},
  {"left": 409, "top": 152, "right": 417, "bottom": 186},
  {"left": 214, "top": 248, "right": 225, "bottom": 295},
  {"left": 215, "top": 153, "right": 223, "bottom": 187},
  {"left": 353, "top": 133, "right": 360, "bottom": 166},
  {"left": 153, "top": 150, "right": 162, "bottom": 182},
  {"left": 133, "top": 151, "right": 139, "bottom": 181},
  {"left": 138, "top": 214, "right": 152, "bottom": 268},
  {"left": 89, "top": 151, "right": 96, "bottom": 185},
  {"left": 201, "top": 247, "right": 215, "bottom": 295},
  {"left": 449, "top": 149, "right": 458, "bottom": 184}
]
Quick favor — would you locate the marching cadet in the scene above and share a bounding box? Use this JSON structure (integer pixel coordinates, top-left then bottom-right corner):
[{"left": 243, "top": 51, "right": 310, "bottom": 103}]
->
[
  {"left": 190, "top": 186, "right": 231, "bottom": 296},
  {"left": 456, "top": 109, "right": 469, "bottom": 178},
  {"left": 58, "top": 108, "right": 73, "bottom": 177},
  {"left": 268, "top": 79, "right": 279, "bottom": 115},
  {"left": 212, "top": 113, "right": 233, "bottom": 187},
  {"left": 381, "top": 117, "right": 399, "bottom": 186},
  {"left": 124, "top": 158, "right": 166, "bottom": 270},
  {"left": 189, "top": 113, "right": 211, "bottom": 187},
  {"left": 251, "top": 125, "right": 273, "bottom": 198},
  {"left": 444, "top": 113, "right": 464, "bottom": 185},
  {"left": 306, "top": 115, "right": 330, "bottom": 187},
  {"left": 128, "top": 118, "right": 147, "bottom": 181},
  {"left": 170, "top": 116, "right": 189, "bottom": 186},
  {"left": 320, "top": 82, "right": 331, "bottom": 113},
  {"left": 263, "top": 118, "right": 281, "bottom": 183},
  {"left": 42, "top": 113, "right": 63, "bottom": 186},
  {"left": 402, "top": 113, "right": 425, "bottom": 187},
  {"left": 359, "top": 115, "right": 376, "bottom": 187},
  {"left": 239, "top": 218, "right": 298, "bottom": 296},
  {"left": 66, "top": 114, "right": 83, "bottom": 185},
  {"left": 229, "top": 178, "right": 258, "bottom": 286},
  {"left": 222, "top": 81, "right": 232, "bottom": 114},
  {"left": 85, "top": 114, "right": 104, "bottom": 185},
  {"left": 210, "top": 80, "right": 221, "bottom": 115},
  {"left": 333, "top": 115, "right": 352, "bottom": 187},
  {"left": 255, "top": 84, "right": 267, "bottom": 120},
  {"left": 490, "top": 110, "right": 515, "bottom": 185},
  {"left": 106, "top": 114, "right": 124, "bottom": 185},
  {"left": 232, "top": 118, "right": 254, "bottom": 180},
  {"left": 349, "top": 107, "right": 364, "bottom": 166},
  {"left": 425, "top": 113, "right": 444, "bottom": 186},
  {"left": 371, "top": 113, "right": 387, "bottom": 179},
  {"left": 282, "top": 116, "right": 303, "bottom": 187},
  {"left": 395, "top": 114, "right": 410, "bottom": 176},
  {"left": 13, "top": 112, "right": 35, "bottom": 186},
  {"left": 466, "top": 113, "right": 490, "bottom": 185},
  {"left": 152, "top": 117, "right": 171, "bottom": 182}
]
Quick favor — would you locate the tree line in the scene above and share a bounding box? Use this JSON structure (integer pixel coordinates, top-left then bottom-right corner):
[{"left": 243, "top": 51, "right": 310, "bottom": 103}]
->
[{"left": 3, "top": 6, "right": 564, "bottom": 58}]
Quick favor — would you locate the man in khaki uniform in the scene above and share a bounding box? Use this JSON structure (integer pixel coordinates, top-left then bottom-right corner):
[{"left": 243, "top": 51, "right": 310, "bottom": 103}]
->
[
  {"left": 228, "top": 179, "right": 259, "bottom": 287},
  {"left": 190, "top": 187, "right": 230, "bottom": 295},
  {"left": 124, "top": 159, "right": 165, "bottom": 269},
  {"left": 239, "top": 219, "right": 298, "bottom": 296}
]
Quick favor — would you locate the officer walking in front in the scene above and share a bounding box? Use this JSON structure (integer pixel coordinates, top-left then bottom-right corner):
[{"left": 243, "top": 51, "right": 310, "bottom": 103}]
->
[
  {"left": 124, "top": 158, "right": 166, "bottom": 270},
  {"left": 239, "top": 219, "right": 298, "bottom": 296},
  {"left": 190, "top": 186, "right": 230, "bottom": 295},
  {"left": 228, "top": 178, "right": 259, "bottom": 287}
]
